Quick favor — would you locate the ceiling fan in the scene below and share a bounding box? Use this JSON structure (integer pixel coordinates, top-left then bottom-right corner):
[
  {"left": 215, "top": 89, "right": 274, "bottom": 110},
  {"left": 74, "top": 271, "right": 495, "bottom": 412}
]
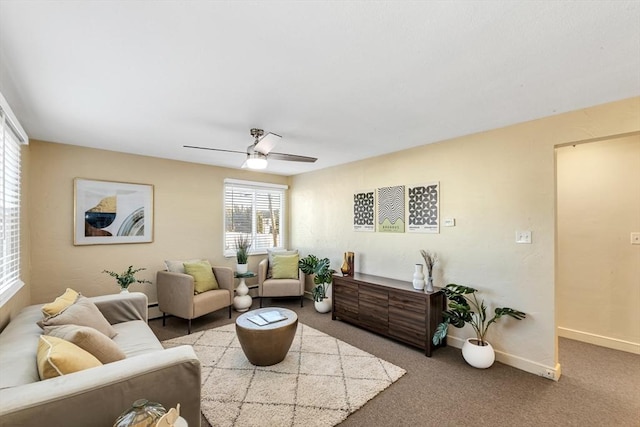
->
[{"left": 184, "top": 128, "right": 318, "bottom": 170}]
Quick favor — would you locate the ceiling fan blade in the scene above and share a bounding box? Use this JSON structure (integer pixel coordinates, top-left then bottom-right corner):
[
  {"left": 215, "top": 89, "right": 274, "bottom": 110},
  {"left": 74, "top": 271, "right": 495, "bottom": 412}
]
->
[
  {"left": 254, "top": 132, "right": 282, "bottom": 155},
  {"left": 268, "top": 152, "right": 318, "bottom": 163},
  {"left": 183, "top": 145, "right": 246, "bottom": 155}
]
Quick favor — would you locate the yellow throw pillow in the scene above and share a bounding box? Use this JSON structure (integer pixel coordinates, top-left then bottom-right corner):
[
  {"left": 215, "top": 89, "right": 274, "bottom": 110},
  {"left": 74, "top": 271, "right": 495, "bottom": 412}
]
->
[
  {"left": 183, "top": 260, "right": 219, "bottom": 294},
  {"left": 43, "top": 324, "right": 126, "bottom": 364},
  {"left": 41, "top": 288, "right": 79, "bottom": 317},
  {"left": 271, "top": 254, "right": 299, "bottom": 279},
  {"left": 40, "top": 296, "right": 118, "bottom": 339},
  {"left": 37, "top": 335, "right": 102, "bottom": 380}
]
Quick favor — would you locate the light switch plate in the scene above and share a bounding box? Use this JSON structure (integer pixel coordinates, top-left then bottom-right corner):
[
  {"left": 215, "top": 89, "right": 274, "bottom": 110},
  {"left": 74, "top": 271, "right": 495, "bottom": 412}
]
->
[
  {"left": 632, "top": 232, "right": 640, "bottom": 245},
  {"left": 516, "top": 231, "right": 532, "bottom": 244},
  {"left": 443, "top": 218, "right": 455, "bottom": 227}
]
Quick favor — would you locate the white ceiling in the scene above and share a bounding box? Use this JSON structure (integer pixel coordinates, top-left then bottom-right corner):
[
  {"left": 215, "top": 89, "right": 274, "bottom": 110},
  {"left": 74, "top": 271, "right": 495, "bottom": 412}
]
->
[{"left": 1, "top": 1, "right": 639, "bottom": 176}]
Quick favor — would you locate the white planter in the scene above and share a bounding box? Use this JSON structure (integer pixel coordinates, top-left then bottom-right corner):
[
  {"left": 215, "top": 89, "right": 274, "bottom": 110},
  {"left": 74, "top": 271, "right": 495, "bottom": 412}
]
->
[
  {"left": 236, "top": 263, "right": 248, "bottom": 274},
  {"left": 462, "top": 338, "right": 495, "bottom": 369},
  {"left": 314, "top": 297, "right": 332, "bottom": 313}
]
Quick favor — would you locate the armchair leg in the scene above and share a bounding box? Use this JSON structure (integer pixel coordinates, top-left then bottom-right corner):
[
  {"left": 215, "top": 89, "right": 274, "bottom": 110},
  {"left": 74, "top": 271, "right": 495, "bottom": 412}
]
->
[
  {"left": 260, "top": 297, "right": 263, "bottom": 308},
  {"left": 188, "top": 319, "right": 191, "bottom": 335},
  {"left": 228, "top": 306, "right": 232, "bottom": 318},
  {"left": 162, "top": 312, "right": 166, "bottom": 326},
  {"left": 300, "top": 295, "right": 304, "bottom": 307}
]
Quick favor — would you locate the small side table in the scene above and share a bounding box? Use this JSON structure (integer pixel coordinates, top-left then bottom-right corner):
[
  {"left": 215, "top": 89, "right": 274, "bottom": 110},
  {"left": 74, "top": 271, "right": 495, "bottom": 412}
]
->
[{"left": 233, "top": 271, "right": 256, "bottom": 312}]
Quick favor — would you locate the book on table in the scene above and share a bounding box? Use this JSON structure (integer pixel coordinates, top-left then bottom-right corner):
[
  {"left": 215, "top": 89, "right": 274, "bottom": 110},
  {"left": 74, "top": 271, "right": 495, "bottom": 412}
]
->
[{"left": 247, "top": 310, "right": 287, "bottom": 326}]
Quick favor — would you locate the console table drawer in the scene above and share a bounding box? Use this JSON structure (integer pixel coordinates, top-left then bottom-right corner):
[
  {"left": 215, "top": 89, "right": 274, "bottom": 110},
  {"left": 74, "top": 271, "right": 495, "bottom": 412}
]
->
[{"left": 389, "top": 292, "right": 426, "bottom": 315}]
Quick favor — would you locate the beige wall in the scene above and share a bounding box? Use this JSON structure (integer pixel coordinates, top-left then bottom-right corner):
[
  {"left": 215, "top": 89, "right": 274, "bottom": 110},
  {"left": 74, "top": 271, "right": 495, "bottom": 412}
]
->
[
  {"left": 26, "top": 141, "right": 289, "bottom": 306},
  {"left": 557, "top": 135, "right": 640, "bottom": 353},
  {"left": 290, "top": 97, "right": 640, "bottom": 378}
]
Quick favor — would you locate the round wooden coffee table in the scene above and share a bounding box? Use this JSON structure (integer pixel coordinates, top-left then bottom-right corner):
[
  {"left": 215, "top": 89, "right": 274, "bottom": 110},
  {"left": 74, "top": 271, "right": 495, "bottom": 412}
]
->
[{"left": 235, "top": 307, "right": 298, "bottom": 366}]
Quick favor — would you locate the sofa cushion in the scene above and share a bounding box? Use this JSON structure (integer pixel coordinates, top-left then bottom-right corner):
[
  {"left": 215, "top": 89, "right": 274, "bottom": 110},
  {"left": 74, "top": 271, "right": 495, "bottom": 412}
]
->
[
  {"left": 41, "top": 288, "right": 79, "bottom": 317},
  {"left": 271, "top": 253, "right": 300, "bottom": 279},
  {"left": 0, "top": 305, "right": 44, "bottom": 389},
  {"left": 111, "top": 320, "right": 164, "bottom": 357},
  {"left": 43, "top": 324, "right": 126, "bottom": 364},
  {"left": 164, "top": 259, "right": 203, "bottom": 274},
  {"left": 37, "top": 335, "right": 102, "bottom": 380},
  {"left": 40, "top": 296, "right": 117, "bottom": 338},
  {"left": 184, "top": 260, "right": 219, "bottom": 294}
]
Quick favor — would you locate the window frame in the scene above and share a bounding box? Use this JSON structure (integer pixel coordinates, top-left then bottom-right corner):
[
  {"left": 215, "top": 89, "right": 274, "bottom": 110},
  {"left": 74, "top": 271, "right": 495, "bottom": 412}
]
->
[{"left": 223, "top": 178, "right": 288, "bottom": 258}]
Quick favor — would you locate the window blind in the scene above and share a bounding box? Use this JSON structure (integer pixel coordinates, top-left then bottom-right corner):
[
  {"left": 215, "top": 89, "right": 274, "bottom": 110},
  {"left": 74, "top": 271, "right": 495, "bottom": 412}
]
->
[
  {"left": 0, "top": 101, "right": 26, "bottom": 305},
  {"left": 223, "top": 179, "right": 287, "bottom": 256}
]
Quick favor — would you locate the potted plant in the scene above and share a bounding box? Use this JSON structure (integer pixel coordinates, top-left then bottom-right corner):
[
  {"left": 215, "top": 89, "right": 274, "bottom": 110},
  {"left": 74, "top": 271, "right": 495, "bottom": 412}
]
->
[
  {"left": 234, "top": 234, "right": 252, "bottom": 274},
  {"left": 432, "top": 284, "right": 526, "bottom": 368},
  {"left": 299, "top": 254, "right": 336, "bottom": 313},
  {"left": 103, "top": 265, "right": 152, "bottom": 293}
]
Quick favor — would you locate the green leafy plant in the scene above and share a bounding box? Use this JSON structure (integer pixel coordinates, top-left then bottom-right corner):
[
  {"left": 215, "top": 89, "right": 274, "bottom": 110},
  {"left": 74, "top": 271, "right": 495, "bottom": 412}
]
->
[
  {"left": 433, "top": 284, "right": 526, "bottom": 346},
  {"left": 299, "top": 254, "right": 336, "bottom": 302},
  {"left": 234, "top": 234, "right": 252, "bottom": 264},
  {"left": 102, "top": 265, "right": 152, "bottom": 290}
]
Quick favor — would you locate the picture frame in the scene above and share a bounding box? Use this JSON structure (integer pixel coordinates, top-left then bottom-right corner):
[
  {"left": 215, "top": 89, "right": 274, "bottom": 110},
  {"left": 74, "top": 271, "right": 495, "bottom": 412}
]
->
[
  {"left": 406, "top": 181, "right": 440, "bottom": 233},
  {"left": 74, "top": 178, "right": 154, "bottom": 245}
]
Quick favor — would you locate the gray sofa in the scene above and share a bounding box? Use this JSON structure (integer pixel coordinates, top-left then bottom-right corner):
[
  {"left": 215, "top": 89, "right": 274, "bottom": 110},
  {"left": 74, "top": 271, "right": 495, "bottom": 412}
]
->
[{"left": 0, "top": 292, "right": 201, "bottom": 427}]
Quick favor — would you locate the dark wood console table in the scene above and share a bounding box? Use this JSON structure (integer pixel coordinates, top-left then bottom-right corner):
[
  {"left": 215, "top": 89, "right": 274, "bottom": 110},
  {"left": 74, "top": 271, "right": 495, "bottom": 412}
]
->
[{"left": 332, "top": 273, "right": 446, "bottom": 356}]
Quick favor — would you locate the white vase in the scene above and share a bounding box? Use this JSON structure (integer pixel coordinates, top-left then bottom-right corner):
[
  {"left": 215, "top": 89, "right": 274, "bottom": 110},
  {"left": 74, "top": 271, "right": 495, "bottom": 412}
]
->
[
  {"left": 412, "top": 264, "right": 425, "bottom": 290},
  {"left": 236, "top": 263, "right": 248, "bottom": 274},
  {"left": 314, "top": 297, "right": 332, "bottom": 313},
  {"left": 462, "top": 338, "right": 495, "bottom": 368},
  {"left": 120, "top": 288, "right": 129, "bottom": 294}
]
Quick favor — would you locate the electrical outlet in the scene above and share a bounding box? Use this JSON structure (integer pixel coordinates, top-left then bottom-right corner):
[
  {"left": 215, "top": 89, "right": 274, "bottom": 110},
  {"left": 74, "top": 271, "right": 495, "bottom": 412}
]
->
[
  {"left": 631, "top": 232, "right": 640, "bottom": 245},
  {"left": 516, "top": 231, "right": 532, "bottom": 244},
  {"left": 443, "top": 218, "right": 456, "bottom": 227}
]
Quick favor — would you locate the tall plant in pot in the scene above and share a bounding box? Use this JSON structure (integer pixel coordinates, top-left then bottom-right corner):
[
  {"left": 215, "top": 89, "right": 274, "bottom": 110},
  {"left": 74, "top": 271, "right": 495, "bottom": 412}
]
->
[
  {"left": 299, "top": 254, "right": 336, "bottom": 313},
  {"left": 234, "top": 234, "right": 251, "bottom": 274},
  {"left": 432, "top": 284, "right": 526, "bottom": 368}
]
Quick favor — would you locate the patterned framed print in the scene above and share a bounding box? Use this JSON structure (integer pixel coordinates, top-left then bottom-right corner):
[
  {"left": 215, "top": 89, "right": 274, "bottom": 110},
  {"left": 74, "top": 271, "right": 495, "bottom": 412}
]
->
[
  {"left": 377, "top": 185, "right": 405, "bottom": 233},
  {"left": 353, "top": 190, "right": 375, "bottom": 231},
  {"left": 407, "top": 182, "right": 439, "bottom": 233}
]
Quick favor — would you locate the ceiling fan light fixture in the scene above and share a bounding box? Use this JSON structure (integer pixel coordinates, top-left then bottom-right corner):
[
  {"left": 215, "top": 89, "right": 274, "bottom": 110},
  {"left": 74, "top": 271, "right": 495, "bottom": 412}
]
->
[{"left": 245, "top": 152, "right": 268, "bottom": 169}]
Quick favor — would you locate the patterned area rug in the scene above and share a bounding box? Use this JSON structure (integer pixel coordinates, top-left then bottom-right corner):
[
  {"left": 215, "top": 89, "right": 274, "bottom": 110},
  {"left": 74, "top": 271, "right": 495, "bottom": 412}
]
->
[{"left": 162, "top": 322, "right": 406, "bottom": 427}]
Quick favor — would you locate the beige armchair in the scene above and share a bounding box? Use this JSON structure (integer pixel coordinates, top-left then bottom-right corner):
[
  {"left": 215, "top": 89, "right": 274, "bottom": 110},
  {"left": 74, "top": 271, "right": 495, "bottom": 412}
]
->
[
  {"left": 157, "top": 266, "right": 234, "bottom": 334},
  {"left": 258, "top": 258, "right": 304, "bottom": 308}
]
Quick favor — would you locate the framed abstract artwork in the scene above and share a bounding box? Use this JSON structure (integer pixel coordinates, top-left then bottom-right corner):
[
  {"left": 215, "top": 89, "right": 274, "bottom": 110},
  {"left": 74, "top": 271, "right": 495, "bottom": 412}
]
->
[
  {"left": 377, "top": 185, "right": 405, "bottom": 233},
  {"left": 74, "top": 178, "right": 154, "bottom": 245},
  {"left": 407, "top": 182, "right": 439, "bottom": 233}
]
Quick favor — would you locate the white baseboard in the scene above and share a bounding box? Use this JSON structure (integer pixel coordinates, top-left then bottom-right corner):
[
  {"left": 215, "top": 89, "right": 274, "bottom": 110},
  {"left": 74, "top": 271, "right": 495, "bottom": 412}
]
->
[
  {"left": 557, "top": 327, "right": 640, "bottom": 355},
  {"left": 446, "top": 336, "right": 561, "bottom": 381}
]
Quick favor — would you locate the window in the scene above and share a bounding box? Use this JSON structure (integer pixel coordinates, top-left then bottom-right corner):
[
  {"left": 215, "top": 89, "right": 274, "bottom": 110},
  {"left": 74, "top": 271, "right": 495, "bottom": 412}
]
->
[
  {"left": 0, "top": 93, "right": 27, "bottom": 305},
  {"left": 223, "top": 179, "right": 288, "bottom": 256}
]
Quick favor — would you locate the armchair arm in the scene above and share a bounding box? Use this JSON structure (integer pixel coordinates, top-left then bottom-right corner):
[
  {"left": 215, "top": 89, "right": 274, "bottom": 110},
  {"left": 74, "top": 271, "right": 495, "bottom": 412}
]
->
[
  {"left": 157, "top": 271, "right": 195, "bottom": 319},
  {"left": 90, "top": 292, "right": 148, "bottom": 324},
  {"left": 213, "top": 266, "right": 234, "bottom": 292},
  {"left": 258, "top": 258, "right": 268, "bottom": 285}
]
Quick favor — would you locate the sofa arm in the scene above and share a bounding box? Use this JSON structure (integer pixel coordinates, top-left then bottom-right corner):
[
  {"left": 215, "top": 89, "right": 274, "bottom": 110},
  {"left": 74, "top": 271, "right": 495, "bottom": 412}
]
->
[
  {"left": 91, "top": 292, "right": 148, "bottom": 324},
  {"left": 0, "top": 346, "right": 201, "bottom": 427}
]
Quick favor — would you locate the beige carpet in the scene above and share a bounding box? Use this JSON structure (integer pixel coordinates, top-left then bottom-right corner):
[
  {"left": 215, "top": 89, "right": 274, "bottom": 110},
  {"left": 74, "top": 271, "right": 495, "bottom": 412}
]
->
[{"left": 162, "top": 322, "right": 406, "bottom": 427}]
